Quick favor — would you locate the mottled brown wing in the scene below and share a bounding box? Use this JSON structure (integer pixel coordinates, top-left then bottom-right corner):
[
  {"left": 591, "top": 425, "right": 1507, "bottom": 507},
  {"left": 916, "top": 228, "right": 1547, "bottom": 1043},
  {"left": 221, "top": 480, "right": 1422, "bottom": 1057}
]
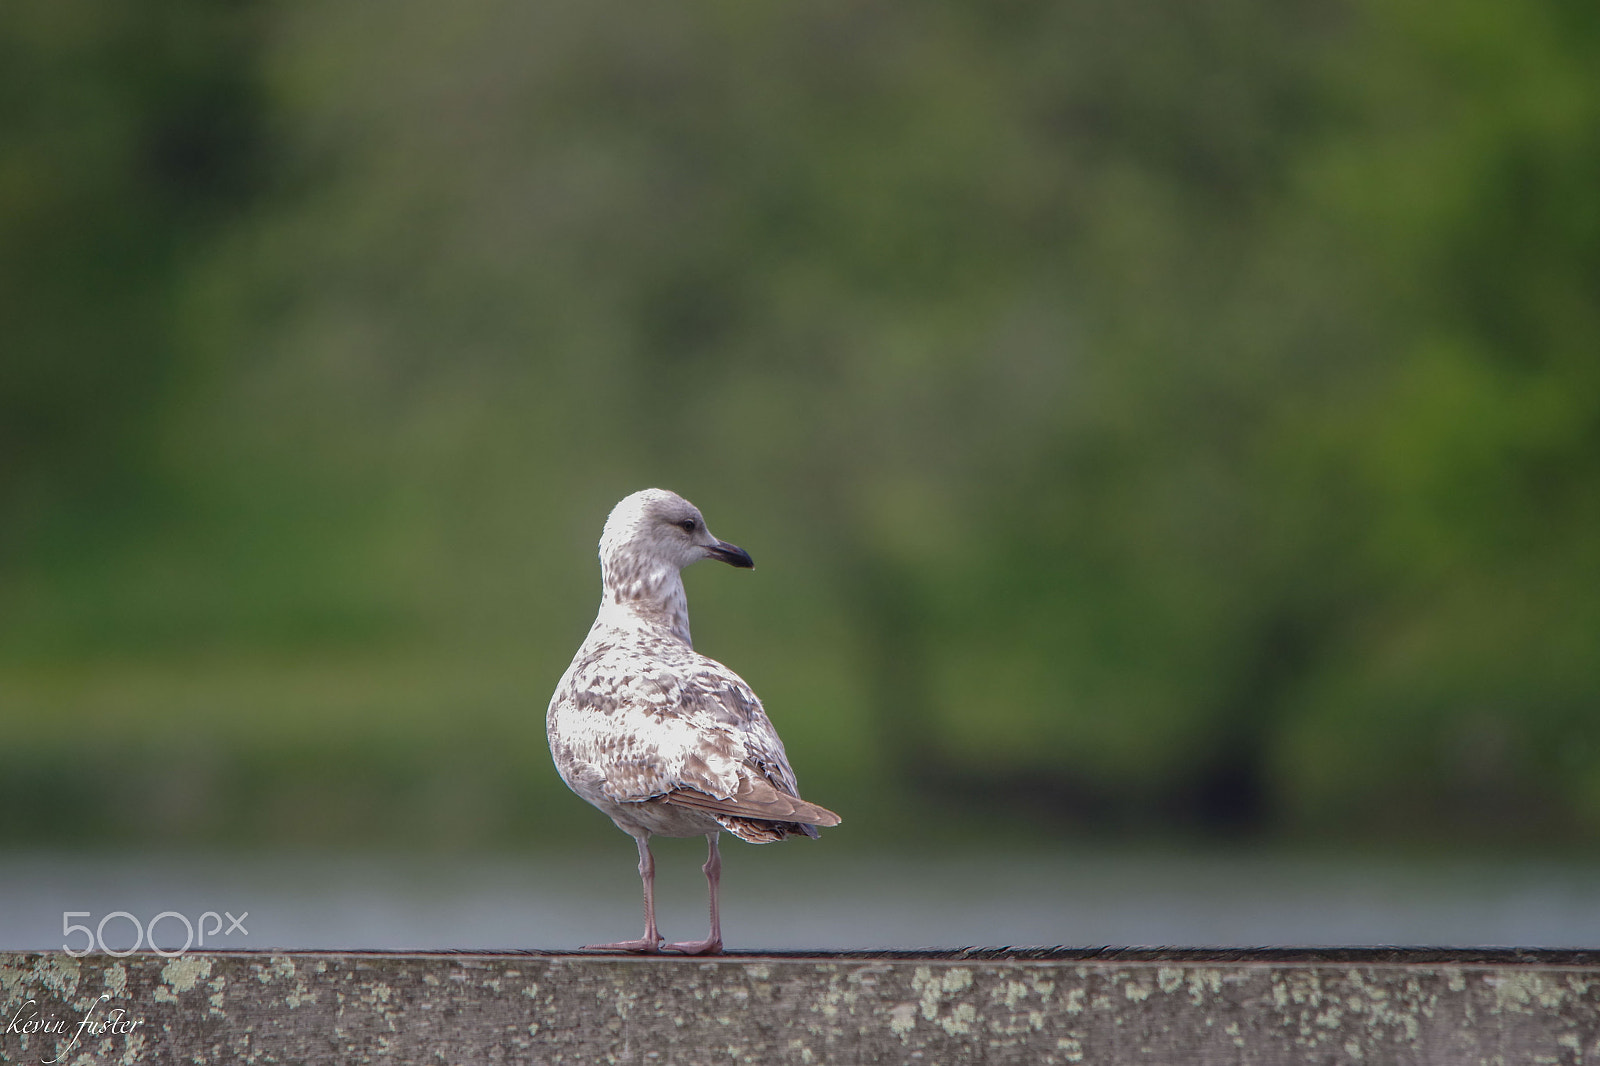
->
[{"left": 662, "top": 775, "right": 841, "bottom": 827}]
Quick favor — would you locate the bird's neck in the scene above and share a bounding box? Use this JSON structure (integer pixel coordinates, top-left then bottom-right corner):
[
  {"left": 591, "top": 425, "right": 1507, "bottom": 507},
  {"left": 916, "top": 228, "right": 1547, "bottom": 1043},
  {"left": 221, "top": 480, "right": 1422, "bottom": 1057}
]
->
[{"left": 597, "top": 559, "right": 692, "bottom": 646}]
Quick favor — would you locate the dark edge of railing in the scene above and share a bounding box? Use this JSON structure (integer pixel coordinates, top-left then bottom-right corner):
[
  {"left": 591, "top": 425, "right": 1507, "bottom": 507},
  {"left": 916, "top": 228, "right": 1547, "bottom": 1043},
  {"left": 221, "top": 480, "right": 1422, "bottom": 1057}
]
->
[{"left": 81, "top": 946, "right": 1598, "bottom": 966}]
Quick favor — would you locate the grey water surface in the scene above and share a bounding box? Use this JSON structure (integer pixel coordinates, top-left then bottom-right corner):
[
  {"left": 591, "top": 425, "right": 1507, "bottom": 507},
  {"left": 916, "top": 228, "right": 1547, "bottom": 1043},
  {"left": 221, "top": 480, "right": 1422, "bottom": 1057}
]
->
[{"left": 2, "top": 846, "right": 1596, "bottom": 953}]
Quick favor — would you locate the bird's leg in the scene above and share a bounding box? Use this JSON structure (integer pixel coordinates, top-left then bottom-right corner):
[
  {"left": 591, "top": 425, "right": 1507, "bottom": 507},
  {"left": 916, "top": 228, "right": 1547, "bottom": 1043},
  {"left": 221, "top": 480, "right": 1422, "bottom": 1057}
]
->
[
  {"left": 586, "top": 833, "right": 664, "bottom": 953},
  {"left": 665, "top": 832, "right": 723, "bottom": 955}
]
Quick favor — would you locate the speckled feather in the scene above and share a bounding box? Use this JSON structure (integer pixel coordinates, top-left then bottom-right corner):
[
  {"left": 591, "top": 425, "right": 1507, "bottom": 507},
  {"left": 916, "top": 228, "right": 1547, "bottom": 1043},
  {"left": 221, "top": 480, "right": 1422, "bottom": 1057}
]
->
[{"left": 548, "top": 489, "right": 840, "bottom": 845}]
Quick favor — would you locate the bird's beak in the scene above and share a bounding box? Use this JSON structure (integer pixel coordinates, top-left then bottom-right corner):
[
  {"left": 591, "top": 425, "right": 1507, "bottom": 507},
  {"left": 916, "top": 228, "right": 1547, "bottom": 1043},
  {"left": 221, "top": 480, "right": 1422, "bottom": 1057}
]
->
[{"left": 705, "top": 540, "right": 754, "bottom": 569}]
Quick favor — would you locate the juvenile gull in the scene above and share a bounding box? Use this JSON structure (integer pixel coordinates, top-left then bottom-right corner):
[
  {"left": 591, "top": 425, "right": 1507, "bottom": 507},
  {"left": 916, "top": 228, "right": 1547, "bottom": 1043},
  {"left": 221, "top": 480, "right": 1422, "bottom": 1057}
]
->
[{"left": 547, "top": 489, "right": 840, "bottom": 954}]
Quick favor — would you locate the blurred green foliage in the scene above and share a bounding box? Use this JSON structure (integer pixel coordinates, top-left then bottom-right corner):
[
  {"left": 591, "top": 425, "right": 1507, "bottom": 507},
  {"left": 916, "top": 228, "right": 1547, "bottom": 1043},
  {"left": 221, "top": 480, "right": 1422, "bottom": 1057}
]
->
[{"left": 1, "top": 0, "right": 1596, "bottom": 848}]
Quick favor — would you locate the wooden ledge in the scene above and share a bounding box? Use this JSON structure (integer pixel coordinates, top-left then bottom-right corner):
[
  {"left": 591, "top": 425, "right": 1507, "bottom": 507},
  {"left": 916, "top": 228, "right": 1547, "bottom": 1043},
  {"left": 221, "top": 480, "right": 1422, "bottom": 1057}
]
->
[{"left": 1, "top": 949, "right": 1595, "bottom": 1063}]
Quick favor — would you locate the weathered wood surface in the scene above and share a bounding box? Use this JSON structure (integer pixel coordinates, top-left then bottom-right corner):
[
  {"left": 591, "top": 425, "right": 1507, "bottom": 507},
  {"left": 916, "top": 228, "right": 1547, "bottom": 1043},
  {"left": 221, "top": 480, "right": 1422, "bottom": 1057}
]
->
[{"left": 1, "top": 948, "right": 1596, "bottom": 1064}]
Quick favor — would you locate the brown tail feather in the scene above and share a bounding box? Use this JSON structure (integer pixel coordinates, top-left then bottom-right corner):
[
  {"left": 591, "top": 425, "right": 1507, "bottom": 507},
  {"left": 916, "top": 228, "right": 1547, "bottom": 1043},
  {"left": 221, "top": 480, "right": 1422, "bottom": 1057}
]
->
[{"left": 663, "top": 777, "right": 841, "bottom": 828}]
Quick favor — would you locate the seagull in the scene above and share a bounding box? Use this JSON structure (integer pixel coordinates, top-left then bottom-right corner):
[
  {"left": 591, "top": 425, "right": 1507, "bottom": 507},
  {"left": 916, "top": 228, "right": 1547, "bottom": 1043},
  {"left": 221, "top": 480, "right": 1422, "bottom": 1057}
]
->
[{"left": 547, "top": 488, "right": 841, "bottom": 955}]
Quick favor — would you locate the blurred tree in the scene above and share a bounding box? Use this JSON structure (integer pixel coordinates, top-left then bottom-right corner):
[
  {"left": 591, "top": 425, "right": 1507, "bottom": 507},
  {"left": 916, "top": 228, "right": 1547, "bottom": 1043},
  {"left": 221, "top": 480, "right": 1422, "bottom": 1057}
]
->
[
  {"left": 1273, "top": 0, "right": 1600, "bottom": 835},
  {"left": 0, "top": 0, "right": 266, "bottom": 543},
  {"left": 0, "top": 0, "right": 1595, "bottom": 847}
]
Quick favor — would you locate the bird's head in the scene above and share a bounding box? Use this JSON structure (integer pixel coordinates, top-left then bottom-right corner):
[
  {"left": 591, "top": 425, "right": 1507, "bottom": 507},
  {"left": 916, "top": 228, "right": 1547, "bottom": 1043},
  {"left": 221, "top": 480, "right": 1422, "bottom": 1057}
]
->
[{"left": 599, "top": 489, "right": 753, "bottom": 583}]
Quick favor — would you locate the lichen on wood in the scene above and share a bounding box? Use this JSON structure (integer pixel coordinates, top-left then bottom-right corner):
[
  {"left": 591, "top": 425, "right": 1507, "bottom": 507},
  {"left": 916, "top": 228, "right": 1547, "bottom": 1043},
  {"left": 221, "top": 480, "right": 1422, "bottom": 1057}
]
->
[{"left": 0, "top": 950, "right": 1595, "bottom": 1064}]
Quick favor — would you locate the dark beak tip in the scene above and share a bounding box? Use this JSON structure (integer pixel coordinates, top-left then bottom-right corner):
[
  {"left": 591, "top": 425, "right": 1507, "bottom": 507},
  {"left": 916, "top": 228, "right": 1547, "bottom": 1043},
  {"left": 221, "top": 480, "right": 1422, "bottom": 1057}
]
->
[{"left": 712, "top": 541, "right": 754, "bottom": 569}]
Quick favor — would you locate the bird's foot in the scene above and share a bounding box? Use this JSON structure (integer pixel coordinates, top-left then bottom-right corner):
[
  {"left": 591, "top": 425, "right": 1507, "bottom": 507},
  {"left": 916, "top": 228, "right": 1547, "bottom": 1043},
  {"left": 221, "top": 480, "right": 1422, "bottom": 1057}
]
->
[
  {"left": 663, "top": 937, "right": 723, "bottom": 956},
  {"left": 584, "top": 937, "right": 664, "bottom": 954}
]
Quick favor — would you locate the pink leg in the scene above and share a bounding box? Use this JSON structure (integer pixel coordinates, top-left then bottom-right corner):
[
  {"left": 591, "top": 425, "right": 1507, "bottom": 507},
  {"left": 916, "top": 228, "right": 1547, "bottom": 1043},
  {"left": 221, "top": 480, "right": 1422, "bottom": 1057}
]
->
[
  {"left": 666, "top": 833, "right": 723, "bottom": 955},
  {"left": 586, "top": 833, "right": 664, "bottom": 953}
]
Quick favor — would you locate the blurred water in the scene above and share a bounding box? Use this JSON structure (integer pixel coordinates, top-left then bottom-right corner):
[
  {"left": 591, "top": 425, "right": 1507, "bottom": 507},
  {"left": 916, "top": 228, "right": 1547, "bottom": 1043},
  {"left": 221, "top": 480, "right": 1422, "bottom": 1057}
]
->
[{"left": 2, "top": 845, "right": 1596, "bottom": 953}]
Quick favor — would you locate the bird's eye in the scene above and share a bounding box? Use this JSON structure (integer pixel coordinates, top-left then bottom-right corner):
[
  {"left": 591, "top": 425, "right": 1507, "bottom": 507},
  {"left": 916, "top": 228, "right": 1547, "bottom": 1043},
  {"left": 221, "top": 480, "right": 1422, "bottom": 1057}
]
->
[{"left": 678, "top": 519, "right": 697, "bottom": 533}]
